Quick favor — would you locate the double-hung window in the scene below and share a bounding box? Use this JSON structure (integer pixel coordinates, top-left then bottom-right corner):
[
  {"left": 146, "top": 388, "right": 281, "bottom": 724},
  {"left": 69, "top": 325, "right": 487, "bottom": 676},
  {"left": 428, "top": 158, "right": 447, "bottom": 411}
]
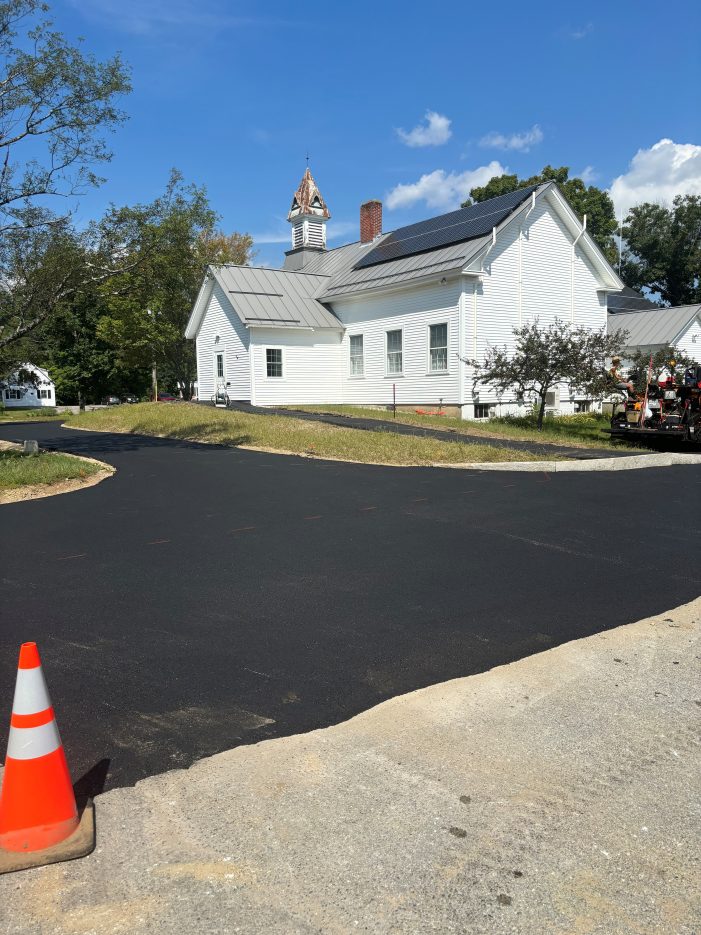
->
[
  {"left": 386, "top": 329, "right": 403, "bottom": 374},
  {"left": 429, "top": 323, "right": 448, "bottom": 372},
  {"left": 349, "top": 335, "right": 364, "bottom": 376},
  {"left": 266, "top": 348, "right": 283, "bottom": 378}
]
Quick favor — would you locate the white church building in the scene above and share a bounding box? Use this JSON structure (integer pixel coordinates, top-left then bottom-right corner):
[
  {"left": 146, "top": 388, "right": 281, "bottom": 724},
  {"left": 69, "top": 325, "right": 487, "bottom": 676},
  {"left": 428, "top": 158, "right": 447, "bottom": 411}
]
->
[{"left": 186, "top": 168, "right": 624, "bottom": 418}]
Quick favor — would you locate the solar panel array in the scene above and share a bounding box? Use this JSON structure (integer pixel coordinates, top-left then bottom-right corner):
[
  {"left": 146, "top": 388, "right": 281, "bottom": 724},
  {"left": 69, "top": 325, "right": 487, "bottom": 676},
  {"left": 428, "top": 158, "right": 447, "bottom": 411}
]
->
[{"left": 354, "top": 184, "right": 540, "bottom": 270}]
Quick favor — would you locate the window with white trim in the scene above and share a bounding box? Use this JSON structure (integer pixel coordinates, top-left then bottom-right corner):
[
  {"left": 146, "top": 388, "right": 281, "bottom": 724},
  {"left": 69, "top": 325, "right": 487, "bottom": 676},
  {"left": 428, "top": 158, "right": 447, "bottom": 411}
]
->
[
  {"left": 266, "top": 348, "right": 283, "bottom": 378},
  {"left": 474, "top": 403, "right": 491, "bottom": 419},
  {"left": 349, "top": 335, "right": 364, "bottom": 376},
  {"left": 386, "top": 329, "right": 402, "bottom": 374},
  {"left": 39, "top": 389, "right": 51, "bottom": 399},
  {"left": 429, "top": 323, "right": 448, "bottom": 372},
  {"left": 215, "top": 353, "right": 224, "bottom": 379},
  {"left": 7, "top": 388, "right": 21, "bottom": 400}
]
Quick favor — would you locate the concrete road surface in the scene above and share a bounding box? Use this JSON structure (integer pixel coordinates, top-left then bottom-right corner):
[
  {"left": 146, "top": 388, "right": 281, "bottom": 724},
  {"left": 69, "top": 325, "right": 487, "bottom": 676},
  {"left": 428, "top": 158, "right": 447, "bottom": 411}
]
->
[{"left": 1, "top": 598, "right": 698, "bottom": 935}]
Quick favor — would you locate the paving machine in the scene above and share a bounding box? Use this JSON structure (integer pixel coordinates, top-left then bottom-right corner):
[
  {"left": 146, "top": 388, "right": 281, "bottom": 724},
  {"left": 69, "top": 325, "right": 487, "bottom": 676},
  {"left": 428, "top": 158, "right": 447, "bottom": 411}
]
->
[{"left": 607, "top": 364, "right": 701, "bottom": 444}]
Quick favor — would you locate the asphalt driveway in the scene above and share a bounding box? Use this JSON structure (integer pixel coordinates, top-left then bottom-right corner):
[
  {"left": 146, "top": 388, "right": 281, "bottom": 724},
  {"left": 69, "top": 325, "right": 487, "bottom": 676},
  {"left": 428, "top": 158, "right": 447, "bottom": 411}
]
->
[{"left": 1, "top": 421, "right": 700, "bottom": 792}]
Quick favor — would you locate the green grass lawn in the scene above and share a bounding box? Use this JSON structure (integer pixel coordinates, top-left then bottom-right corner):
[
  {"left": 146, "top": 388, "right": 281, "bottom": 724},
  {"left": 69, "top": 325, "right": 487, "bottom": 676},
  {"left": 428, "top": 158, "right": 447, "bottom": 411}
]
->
[
  {"left": 64, "top": 402, "right": 564, "bottom": 465},
  {"left": 0, "top": 407, "right": 64, "bottom": 422},
  {"left": 285, "top": 405, "right": 627, "bottom": 450},
  {"left": 0, "top": 449, "right": 104, "bottom": 489}
]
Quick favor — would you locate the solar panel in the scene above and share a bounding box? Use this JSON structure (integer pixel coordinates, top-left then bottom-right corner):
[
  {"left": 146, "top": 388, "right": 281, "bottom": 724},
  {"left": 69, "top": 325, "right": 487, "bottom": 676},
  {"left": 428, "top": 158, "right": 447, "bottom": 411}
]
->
[{"left": 354, "top": 184, "right": 541, "bottom": 270}]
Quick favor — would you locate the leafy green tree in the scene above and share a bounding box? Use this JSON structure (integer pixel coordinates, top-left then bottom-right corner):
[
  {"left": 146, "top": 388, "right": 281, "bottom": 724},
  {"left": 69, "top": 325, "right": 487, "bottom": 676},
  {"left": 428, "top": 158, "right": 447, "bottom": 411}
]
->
[
  {"left": 0, "top": 0, "right": 130, "bottom": 232},
  {"left": 97, "top": 175, "right": 254, "bottom": 399},
  {"left": 621, "top": 195, "right": 701, "bottom": 307},
  {"left": 34, "top": 283, "right": 149, "bottom": 406},
  {"left": 463, "top": 165, "right": 618, "bottom": 264},
  {"left": 468, "top": 318, "right": 623, "bottom": 430},
  {"left": 0, "top": 0, "right": 131, "bottom": 370}
]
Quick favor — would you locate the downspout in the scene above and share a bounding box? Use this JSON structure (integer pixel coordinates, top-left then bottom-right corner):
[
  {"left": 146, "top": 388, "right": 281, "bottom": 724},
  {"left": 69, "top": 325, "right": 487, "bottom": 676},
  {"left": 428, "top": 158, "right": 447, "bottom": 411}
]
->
[{"left": 571, "top": 214, "right": 587, "bottom": 322}]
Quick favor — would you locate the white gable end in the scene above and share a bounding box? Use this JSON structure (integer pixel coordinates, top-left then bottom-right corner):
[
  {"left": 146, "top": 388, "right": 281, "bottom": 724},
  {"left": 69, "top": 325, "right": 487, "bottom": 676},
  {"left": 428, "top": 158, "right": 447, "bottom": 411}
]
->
[{"left": 194, "top": 281, "right": 251, "bottom": 402}]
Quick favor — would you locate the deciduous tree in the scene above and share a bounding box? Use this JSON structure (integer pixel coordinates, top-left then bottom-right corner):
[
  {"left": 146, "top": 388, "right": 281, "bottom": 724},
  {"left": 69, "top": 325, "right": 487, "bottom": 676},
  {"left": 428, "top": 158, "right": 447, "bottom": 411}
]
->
[
  {"left": 467, "top": 318, "right": 622, "bottom": 430},
  {"left": 621, "top": 195, "right": 701, "bottom": 307},
  {"left": 97, "top": 175, "right": 254, "bottom": 399}
]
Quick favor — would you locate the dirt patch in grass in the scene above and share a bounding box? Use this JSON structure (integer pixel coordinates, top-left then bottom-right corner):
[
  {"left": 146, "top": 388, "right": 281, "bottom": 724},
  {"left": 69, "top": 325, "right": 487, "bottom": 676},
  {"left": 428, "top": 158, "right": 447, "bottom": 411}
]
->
[
  {"left": 0, "top": 441, "right": 113, "bottom": 504},
  {"left": 64, "top": 402, "right": 564, "bottom": 466}
]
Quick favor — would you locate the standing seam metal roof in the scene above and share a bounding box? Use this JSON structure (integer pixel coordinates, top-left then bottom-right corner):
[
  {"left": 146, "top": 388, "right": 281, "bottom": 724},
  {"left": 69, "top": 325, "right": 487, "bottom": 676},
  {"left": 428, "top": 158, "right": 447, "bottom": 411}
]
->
[
  {"left": 210, "top": 266, "right": 341, "bottom": 330},
  {"left": 607, "top": 305, "right": 701, "bottom": 347}
]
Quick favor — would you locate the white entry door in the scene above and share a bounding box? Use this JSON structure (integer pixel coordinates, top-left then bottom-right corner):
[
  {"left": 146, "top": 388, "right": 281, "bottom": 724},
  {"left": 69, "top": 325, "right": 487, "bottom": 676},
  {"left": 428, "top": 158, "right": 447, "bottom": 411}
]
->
[{"left": 214, "top": 351, "right": 227, "bottom": 405}]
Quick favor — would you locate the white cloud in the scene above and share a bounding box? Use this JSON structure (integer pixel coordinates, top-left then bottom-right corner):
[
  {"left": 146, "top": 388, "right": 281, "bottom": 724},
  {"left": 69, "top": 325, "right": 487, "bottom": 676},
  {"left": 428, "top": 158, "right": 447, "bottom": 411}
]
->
[
  {"left": 479, "top": 125, "right": 543, "bottom": 153},
  {"left": 251, "top": 232, "right": 289, "bottom": 245},
  {"left": 577, "top": 165, "right": 598, "bottom": 185},
  {"left": 609, "top": 138, "right": 701, "bottom": 217},
  {"left": 326, "top": 221, "right": 356, "bottom": 242},
  {"left": 566, "top": 22, "right": 593, "bottom": 39},
  {"left": 396, "top": 111, "right": 452, "bottom": 148},
  {"left": 386, "top": 162, "right": 507, "bottom": 212}
]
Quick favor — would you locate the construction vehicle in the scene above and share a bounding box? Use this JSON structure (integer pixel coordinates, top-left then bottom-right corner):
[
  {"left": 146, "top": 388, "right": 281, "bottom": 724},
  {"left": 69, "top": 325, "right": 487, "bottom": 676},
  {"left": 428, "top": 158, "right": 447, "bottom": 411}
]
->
[{"left": 607, "top": 363, "right": 701, "bottom": 444}]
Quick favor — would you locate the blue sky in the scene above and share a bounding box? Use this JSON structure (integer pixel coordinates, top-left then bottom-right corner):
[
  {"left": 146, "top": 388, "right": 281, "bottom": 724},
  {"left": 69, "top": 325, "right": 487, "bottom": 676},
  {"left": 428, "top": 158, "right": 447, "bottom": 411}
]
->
[{"left": 57, "top": 0, "right": 701, "bottom": 267}]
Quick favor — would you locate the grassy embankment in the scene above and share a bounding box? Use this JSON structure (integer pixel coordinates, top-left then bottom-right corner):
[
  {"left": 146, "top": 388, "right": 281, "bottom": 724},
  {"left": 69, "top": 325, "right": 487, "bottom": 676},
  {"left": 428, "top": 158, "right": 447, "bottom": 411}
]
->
[
  {"left": 0, "top": 449, "right": 103, "bottom": 490},
  {"left": 286, "top": 405, "right": 624, "bottom": 450},
  {"left": 64, "top": 402, "right": 562, "bottom": 465},
  {"left": 0, "top": 407, "right": 64, "bottom": 422}
]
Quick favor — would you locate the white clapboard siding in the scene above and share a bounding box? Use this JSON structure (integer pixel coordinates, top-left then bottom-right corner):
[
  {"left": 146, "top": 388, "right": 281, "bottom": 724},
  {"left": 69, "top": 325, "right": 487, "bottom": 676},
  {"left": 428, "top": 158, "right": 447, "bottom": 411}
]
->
[
  {"left": 574, "top": 242, "right": 607, "bottom": 332},
  {"left": 195, "top": 282, "right": 251, "bottom": 401},
  {"left": 332, "top": 279, "right": 462, "bottom": 406},
  {"left": 676, "top": 316, "right": 701, "bottom": 363},
  {"left": 521, "top": 197, "right": 573, "bottom": 327},
  {"left": 465, "top": 197, "right": 608, "bottom": 405},
  {"left": 249, "top": 329, "right": 342, "bottom": 406}
]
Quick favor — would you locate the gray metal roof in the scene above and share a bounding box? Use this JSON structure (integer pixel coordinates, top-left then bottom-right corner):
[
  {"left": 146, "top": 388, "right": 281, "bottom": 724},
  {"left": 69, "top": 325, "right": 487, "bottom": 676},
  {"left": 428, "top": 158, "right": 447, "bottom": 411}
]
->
[
  {"left": 301, "top": 237, "right": 478, "bottom": 299},
  {"left": 608, "top": 305, "right": 701, "bottom": 348},
  {"left": 210, "top": 265, "right": 342, "bottom": 330}
]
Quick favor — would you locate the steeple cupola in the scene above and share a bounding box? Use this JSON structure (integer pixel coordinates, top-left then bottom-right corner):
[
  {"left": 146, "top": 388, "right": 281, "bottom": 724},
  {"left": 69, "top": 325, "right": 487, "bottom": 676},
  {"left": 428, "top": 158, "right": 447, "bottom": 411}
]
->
[{"left": 286, "top": 167, "right": 330, "bottom": 253}]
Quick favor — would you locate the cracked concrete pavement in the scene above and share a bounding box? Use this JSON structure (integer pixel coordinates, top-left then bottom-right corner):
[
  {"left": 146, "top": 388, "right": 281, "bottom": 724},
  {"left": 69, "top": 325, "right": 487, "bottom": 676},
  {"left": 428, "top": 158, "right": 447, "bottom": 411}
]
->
[{"left": 1, "top": 598, "right": 699, "bottom": 935}]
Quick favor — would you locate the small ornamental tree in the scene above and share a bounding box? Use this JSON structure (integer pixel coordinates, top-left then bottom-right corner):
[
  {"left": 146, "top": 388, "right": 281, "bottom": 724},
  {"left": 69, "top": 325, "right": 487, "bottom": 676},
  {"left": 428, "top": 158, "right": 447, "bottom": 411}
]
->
[{"left": 467, "top": 318, "right": 623, "bottom": 430}]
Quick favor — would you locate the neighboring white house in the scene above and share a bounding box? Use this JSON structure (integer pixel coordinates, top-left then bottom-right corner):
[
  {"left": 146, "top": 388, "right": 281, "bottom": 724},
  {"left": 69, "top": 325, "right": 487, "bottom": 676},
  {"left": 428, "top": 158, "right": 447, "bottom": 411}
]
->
[
  {"left": 608, "top": 302, "right": 701, "bottom": 364},
  {"left": 186, "top": 169, "right": 624, "bottom": 419},
  {"left": 1, "top": 364, "right": 56, "bottom": 409}
]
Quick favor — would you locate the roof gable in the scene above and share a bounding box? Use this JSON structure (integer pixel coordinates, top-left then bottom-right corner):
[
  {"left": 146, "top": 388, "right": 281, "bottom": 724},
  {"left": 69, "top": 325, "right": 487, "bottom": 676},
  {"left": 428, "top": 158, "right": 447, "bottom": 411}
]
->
[{"left": 185, "top": 265, "right": 342, "bottom": 338}]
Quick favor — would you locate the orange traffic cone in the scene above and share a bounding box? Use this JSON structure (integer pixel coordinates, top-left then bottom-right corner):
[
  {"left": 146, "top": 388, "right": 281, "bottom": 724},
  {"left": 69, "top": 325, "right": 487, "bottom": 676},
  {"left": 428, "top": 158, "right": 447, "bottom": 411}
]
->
[{"left": 0, "top": 642, "right": 95, "bottom": 873}]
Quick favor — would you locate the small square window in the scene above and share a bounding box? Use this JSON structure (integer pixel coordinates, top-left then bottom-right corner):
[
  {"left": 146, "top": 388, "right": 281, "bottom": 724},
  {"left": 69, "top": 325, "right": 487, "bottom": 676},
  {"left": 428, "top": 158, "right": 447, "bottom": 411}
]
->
[
  {"left": 266, "top": 348, "right": 283, "bottom": 378},
  {"left": 474, "top": 403, "right": 491, "bottom": 419}
]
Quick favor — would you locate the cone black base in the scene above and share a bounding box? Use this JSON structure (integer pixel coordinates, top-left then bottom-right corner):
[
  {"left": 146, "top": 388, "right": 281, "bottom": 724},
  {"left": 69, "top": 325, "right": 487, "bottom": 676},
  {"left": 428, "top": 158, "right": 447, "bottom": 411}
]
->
[{"left": 0, "top": 800, "right": 95, "bottom": 875}]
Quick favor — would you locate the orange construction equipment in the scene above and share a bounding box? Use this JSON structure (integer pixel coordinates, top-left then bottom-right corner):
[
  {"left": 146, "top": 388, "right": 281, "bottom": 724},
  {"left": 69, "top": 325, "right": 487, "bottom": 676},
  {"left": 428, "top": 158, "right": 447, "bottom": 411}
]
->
[{"left": 0, "top": 642, "right": 95, "bottom": 873}]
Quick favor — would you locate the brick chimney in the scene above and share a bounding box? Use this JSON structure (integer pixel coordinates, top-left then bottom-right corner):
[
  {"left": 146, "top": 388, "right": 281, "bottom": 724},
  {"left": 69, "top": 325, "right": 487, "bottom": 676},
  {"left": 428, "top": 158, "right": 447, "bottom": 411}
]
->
[{"left": 360, "top": 200, "right": 382, "bottom": 244}]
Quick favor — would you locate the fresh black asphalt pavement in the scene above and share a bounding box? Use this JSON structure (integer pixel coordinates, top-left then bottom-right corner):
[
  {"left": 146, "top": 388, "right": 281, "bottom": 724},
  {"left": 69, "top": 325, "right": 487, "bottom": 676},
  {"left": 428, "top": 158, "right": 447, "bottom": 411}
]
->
[{"left": 1, "top": 421, "right": 700, "bottom": 792}]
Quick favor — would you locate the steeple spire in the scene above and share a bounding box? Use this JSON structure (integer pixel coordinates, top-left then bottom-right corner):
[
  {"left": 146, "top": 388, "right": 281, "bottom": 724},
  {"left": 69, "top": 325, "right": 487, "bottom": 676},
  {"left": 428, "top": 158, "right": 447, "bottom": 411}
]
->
[
  {"left": 283, "top": 167, "right": 331, "bottom": 270},
  {"left": 287, "top": 167, "right": 331, "bottom": 224}
]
